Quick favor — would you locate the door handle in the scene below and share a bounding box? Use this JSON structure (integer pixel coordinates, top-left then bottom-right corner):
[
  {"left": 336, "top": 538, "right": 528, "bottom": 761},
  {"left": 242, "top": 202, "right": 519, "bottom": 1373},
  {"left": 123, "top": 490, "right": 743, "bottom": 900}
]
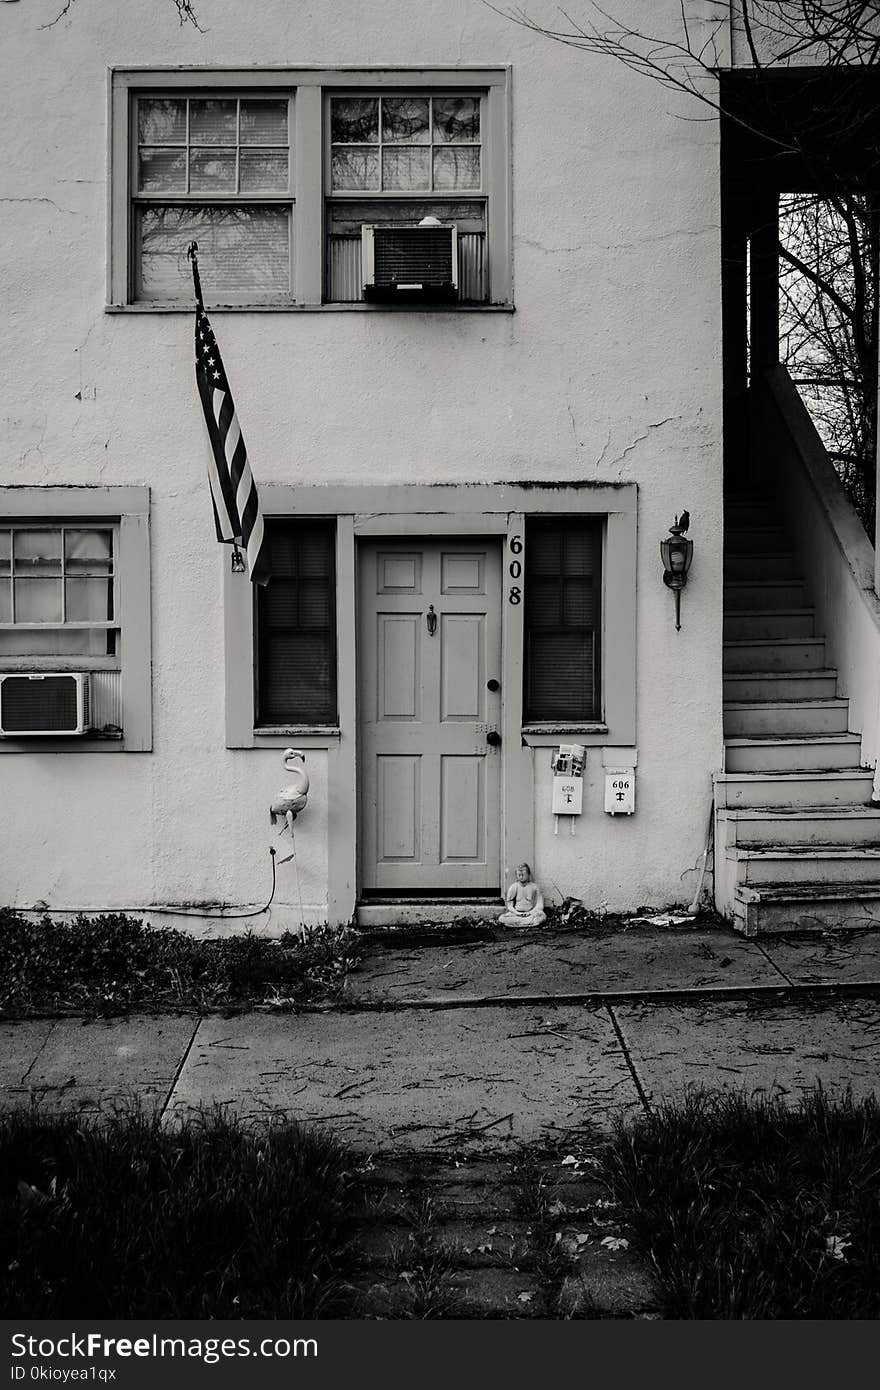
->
[
  {"left": 486, "top": 730, "right": 502, "bottom": 747},
  {"left": 487, "top": 678, "right": 500, "bottom": 692}
]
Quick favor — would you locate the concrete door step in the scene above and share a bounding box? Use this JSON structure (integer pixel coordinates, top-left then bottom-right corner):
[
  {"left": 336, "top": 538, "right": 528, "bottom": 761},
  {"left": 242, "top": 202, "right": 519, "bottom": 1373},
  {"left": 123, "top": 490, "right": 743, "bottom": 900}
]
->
[
  {"left": 729, "top": 843, "right": 880, "bottom": 886},
  {"left": 734, "top": 882, "right": 880, "bottom": 936},
  {"left": 357, "top": 902, "right": 502, "bottom": 927},
  {"left": 714, "top": 768, "right": 875, "bottom": 809},
  {"left": 724, "top": 733, "right": 862, "bottom": 773},
  {"left": 723, "top": 699, "right": 849, "bottom": 738}
]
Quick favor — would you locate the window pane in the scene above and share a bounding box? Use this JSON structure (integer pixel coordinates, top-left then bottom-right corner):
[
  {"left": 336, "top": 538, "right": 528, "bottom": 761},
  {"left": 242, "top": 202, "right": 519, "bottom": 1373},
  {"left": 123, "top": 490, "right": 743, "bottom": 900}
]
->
[
  {"left": 138, "top": 98, "right": 186, "bottom": 144},
  {"left": 138, "top": 205, "right": 291, "bottom": 301},
  {"left": 190, "top": 98, "right": 237, "bottom": 144},
  {"left": 240, "top": 99, "right": 288, "bottom": 145},
  {"left": 564, "top": 530, "right": 598, "bottom": 576},
  {"left": 14, "top": 530, "right": 61, "bottom": 574},
  {"left": 190, "top": 148, "right": 237, "bottom": 193},
  {"left": 433, "top": 96, "right": 480, "bottom": 143},
  {"left": 331, "top": 97, "right": 379, "bottom": 143},
  {"left": 382, "top": 97, "right": 429, "bottom": 143},
  {"left": 0, "top": 628, "right": 108, "bottom": 656},
  {"left": 528, "top": 532, "right": 562, "bottom": 576},
  {"left": 527, "top": 632, "right": 595, "bottom": 721},
  {"left": 65, "top": 529, "right": 113, "bottom": 574},
  {"left": 0, "top": 530, "right": 9, "bottom": 574},
  {"left": 66, "top": 577, "right": 113, "bottom": 623},
  {"left": 0, "top": 582, "right": 10, "bottom": 623},
  {"left": 239, "top": 149, "right": 288, "bottom": 192},
  {"left": 298, "top": 579, "right": 332, "bottom": 627},
  {"left": 433, "top": 147, "right": 480, "bottom": 190},
  {"left": 563, "top": 578, "right": 598, "bottom": 626},
  {"left": 139, "top": 147, "right": 187, "bottom": 193},
  {"left": 14, "top": 578, "right": 62, "bottom": 623},
  {"left": 331, "top": 147, "right": 379, "bottom": 190},
  {"left": 259, "top": 634, "right": 335, "bottom": 723},
  {"left": 383, "top": 147, "right": 430, "bottom": 191}
]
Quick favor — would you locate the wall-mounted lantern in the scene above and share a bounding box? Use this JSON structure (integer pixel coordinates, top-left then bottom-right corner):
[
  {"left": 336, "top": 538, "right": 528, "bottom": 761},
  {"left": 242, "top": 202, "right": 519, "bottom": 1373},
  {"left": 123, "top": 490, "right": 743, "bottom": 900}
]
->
[{"left": 660, "top": 511, "right": 693, "bottom": 631}]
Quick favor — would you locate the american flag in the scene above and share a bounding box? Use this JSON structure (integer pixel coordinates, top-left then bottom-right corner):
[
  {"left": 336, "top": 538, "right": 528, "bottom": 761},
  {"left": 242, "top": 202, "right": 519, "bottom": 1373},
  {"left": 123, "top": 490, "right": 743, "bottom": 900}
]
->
[{"left": 189, "top": 246, "right": 269, "bottom": 585}]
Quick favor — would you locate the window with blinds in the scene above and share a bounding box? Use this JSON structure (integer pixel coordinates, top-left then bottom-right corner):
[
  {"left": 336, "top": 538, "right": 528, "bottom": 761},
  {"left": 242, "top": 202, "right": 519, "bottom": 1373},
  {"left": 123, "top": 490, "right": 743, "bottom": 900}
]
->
[
  {"left": 133, "top": 95, "right": 293, "bottom": 304},
  {"left": 523, "top": 519, "right": 603, "bottom": 723},
  {"left": 255, "top": 520, "right": 337, "bottom": 726}
]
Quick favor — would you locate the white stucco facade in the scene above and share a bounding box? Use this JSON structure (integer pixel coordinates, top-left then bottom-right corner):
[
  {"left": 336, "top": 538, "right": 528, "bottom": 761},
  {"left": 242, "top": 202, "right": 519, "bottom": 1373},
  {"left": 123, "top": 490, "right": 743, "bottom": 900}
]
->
[{"left": 0, "top": 0, "right": 724, "bottom": 929}]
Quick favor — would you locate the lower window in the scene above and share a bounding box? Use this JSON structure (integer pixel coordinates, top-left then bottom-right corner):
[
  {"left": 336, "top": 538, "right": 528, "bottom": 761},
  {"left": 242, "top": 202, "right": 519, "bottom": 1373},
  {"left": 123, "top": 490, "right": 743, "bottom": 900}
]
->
[
  {"left": 255, "top": 519, "right": 337, "bottom": 725},
  {"left": 524, "top": 518, "right": 603, "bottom": 723}
]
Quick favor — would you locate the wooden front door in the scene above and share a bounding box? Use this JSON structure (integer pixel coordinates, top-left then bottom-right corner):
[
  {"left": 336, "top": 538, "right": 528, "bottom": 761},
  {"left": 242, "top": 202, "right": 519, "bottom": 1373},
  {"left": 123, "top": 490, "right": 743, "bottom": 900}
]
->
[{"left": 359, "top": 539, "right": 502, "bottom": 894}]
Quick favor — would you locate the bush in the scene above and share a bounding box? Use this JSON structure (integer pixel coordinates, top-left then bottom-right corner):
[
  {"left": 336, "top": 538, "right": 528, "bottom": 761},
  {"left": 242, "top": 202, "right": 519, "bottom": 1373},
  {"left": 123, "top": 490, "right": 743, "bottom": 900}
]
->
[
  {"left": 0, "top": 909, "right": 359, "bottom": 1016},
  {"left": 1, "top": 1105, "right": 359, "bottom": 1317},
  {"left": 605, "top": 1088, "right": 880, "bottom": 1318}
]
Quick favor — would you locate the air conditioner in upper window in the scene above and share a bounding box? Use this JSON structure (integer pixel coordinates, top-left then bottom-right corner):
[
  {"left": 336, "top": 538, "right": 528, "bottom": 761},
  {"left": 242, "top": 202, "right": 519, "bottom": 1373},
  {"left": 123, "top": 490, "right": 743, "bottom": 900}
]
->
[
  {"left": 362, "top": 222, "right": 458, "bottom": 303},
  {"left": 0, "top": 672, "right": 91, "bottom": 737}
]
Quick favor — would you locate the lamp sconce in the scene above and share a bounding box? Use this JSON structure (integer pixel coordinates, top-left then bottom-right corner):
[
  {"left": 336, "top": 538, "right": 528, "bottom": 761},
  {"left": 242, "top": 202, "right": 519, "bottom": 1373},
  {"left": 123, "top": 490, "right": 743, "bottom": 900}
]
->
[{"left": 660, "top": 511, "right": 693, "bottom": 631}]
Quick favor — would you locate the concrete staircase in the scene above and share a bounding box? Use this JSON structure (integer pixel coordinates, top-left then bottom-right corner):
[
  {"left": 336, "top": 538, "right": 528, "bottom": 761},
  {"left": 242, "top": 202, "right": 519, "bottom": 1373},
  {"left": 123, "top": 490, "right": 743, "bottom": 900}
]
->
[{"left": 715, "top": 491, "right": 880, "bottom": 935}]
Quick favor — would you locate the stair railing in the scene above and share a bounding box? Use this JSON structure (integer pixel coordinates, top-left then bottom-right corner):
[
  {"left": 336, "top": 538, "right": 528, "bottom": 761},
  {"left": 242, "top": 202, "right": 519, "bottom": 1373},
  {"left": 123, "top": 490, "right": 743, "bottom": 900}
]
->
[{"left": 753, "top": 365, "right": 880, "bottom": 792}]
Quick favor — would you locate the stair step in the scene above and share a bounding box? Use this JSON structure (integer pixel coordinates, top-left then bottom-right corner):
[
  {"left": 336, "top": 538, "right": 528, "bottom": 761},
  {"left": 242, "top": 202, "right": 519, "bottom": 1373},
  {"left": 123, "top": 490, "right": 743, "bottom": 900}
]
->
[
  {"left": 719, "top": 806, "right": 880, "bottom": 848},
  {"left": 723, "top": 580, "right": 808, "bottom": 610},
  {"left": 726, "top": 503, "right": 779, "bottom": 527},
  {"left": 724, "top": 552, "right": 798, "bottom": 580},
  {"left": 723, "top": 608, "right": 816, "bottom": 640},
  {"left": 715, "top": 768, "right": 875, "bottom": 809},
  {"left": 730, "top": 843, "right": 880, "bottom": 886},
  {"left": 725, "top": 733, "right": 862, "bottom": 772},
  {"left": 723, "top": 670, "right": 838, "bottom": 701},
  {"left": 723, "top": 699, "right": 849, "bottom": 738},
  {"left": 725, "top": 526, "right": 789, "bottom": 553},
  {"left": 734, "top": 882, "right": 880, "bottom": 936},
  {"left": 723, "top": 638, "right": 826, "bottom": 673}
]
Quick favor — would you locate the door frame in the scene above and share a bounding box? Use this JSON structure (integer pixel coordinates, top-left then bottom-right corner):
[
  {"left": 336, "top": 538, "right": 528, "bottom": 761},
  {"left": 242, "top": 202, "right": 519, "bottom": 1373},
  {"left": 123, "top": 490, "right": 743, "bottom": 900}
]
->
[{"left": 224, "top": 481, "right": 637, "bottom": 924}]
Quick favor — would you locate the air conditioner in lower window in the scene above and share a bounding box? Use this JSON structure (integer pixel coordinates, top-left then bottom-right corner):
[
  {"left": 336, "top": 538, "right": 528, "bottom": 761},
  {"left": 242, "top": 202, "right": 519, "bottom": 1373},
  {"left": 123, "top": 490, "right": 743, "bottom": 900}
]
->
[
  {"left": 0, "top": 672, "right": 91, "bottom": 736},
  {"left": 362, "top": 222, "right": 458, "bottom": 303}
]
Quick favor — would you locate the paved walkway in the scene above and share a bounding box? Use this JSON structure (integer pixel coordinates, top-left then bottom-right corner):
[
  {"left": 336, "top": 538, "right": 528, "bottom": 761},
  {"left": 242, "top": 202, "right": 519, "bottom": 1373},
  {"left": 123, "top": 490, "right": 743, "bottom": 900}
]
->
[{"left": 2, "top": 925, "right": 878, "bottom": 1150}]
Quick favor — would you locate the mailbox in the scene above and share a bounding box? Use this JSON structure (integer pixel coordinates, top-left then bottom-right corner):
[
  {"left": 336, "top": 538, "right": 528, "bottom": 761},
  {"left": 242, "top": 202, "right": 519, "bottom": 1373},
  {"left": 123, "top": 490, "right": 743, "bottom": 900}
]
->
[{"left": 604, "top": 769, "right": 635, "bottom": 815}]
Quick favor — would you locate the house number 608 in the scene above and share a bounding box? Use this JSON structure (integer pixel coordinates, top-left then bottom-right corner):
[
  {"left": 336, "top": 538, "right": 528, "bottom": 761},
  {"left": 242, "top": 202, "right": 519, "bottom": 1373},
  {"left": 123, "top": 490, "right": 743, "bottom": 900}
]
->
[{"left": 508, "top": 536, "right": 523, "bottom": 603}]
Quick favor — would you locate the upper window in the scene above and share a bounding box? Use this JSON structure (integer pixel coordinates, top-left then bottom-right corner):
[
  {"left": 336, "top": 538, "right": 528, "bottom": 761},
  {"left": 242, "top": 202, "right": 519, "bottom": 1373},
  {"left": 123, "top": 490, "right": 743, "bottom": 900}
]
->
[
  {"left": 133, "top": 94, "right": 293, "bottom": 305},
  {"left": 109, "top": 69, "right": 511, "bottom": 309},
  {"left": 326, "top": 92, "right": 488, "bottom": 303},
  {"left": 523, "top": 519, "right": 603, "bottom": 724}
]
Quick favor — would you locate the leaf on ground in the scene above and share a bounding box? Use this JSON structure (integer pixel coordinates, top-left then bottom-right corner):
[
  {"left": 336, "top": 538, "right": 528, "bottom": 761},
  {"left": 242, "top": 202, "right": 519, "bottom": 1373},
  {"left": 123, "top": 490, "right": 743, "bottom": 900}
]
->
[{"left": 600, "top": 1236, "right": 629, "bottom": 1252}]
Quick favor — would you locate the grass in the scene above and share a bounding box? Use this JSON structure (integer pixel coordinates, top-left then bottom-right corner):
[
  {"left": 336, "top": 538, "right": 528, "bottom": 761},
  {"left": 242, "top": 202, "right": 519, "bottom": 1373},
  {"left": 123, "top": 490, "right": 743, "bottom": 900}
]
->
[
  {"left": 0, "top": 908, "right": 360, "bottom": 1016},
  {"left": 1, "top": 1104, "right": 361, "bottom": 1318},
  {"left": 604, "top": 1088, "right": 880, "bottom": 1319}
]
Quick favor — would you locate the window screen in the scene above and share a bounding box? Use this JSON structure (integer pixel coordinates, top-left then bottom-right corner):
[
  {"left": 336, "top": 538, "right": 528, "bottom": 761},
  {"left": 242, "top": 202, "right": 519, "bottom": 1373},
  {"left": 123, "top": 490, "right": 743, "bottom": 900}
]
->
[
  {"left": 524, "top": 519, "right": 602, "bottom": 723},
  {"left": 256, "top": 520, "right": 337, "bottom": 725}
]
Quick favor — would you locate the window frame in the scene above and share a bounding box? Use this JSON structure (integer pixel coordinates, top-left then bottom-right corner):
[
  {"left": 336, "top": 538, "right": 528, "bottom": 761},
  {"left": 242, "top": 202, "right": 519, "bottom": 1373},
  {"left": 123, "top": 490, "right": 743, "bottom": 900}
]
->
[
  {"left": 108, "top": 67, "right": 513, "bottom": 311},
  {"left": 522, "top": 516, "right": 604, "bottom": 726},
  {"left": 254, "top": 517, "right": 339, "bottom": 729},
  {"left": 0, "top": 487, "right": 152, "bottom": 753}
]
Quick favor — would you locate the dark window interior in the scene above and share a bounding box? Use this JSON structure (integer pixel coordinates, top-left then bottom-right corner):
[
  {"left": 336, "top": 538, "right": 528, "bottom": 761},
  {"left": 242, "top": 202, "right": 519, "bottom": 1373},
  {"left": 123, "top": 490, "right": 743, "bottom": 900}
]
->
[
  {"left": 524, "top": 518, "right": 602, "bottom": 723},
  {"left": 256, "top": 519, "right": 337, "bottom": 725}
]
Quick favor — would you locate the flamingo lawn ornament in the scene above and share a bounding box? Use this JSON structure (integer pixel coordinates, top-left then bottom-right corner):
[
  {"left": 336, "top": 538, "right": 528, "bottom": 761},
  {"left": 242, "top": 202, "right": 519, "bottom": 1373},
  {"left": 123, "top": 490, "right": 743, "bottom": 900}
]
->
[{"left": 270, "top": 749, "right": 310, "bottom": 842}]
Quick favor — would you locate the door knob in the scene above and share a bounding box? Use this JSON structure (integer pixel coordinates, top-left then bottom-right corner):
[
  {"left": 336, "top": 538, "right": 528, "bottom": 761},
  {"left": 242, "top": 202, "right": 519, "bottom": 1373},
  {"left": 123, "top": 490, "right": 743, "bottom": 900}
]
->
[
  {"left": 486, "top": 678, "right": 500, "bottom": 692},
  {"left": 486, "top": 730, "right": 502, "bottom": 747}
]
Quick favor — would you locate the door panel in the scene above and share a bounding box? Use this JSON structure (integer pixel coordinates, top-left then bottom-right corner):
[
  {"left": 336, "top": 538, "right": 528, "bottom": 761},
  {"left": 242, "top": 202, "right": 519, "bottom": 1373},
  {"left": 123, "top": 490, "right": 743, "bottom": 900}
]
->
[{"left": 359, "top": 538, "right": 502, "bottom": 893}]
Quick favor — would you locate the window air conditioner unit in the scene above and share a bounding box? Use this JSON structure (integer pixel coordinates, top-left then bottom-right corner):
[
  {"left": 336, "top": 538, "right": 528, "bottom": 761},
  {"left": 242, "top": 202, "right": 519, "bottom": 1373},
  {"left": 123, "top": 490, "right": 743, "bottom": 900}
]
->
[
  {"left": 362, "top": 222, "right": 458, "bottom": 303},
  {"left": 0, "top": 672, "right": 91, "bottom": 736}
]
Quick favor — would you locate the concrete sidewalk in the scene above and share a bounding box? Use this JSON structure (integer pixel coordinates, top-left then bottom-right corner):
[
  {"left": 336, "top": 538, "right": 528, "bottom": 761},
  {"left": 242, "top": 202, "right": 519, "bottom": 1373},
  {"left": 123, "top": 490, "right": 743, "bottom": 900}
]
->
[{"left": 2, "top": 925, "right": 879, "bottom": 1151}]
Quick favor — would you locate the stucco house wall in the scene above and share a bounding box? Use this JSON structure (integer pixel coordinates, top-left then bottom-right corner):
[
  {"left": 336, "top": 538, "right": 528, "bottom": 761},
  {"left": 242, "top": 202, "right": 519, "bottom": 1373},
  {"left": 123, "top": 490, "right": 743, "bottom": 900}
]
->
[{"left": 0, "top": 0, "right": 723, "bottom": 928}]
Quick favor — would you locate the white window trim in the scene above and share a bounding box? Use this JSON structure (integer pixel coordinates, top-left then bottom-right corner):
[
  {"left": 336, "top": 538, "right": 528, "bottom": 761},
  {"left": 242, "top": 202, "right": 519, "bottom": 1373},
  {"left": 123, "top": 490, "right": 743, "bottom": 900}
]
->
[
  {"left": 108, "top": 67, "right": 513, "bottom": 312},
  {"left": 0, "top": 487, "right": 152, "bottom": 753}
]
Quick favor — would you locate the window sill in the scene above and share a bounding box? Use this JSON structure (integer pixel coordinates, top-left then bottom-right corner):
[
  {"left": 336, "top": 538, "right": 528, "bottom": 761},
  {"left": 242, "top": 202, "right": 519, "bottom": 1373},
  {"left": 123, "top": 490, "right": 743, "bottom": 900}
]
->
[
  {"left": 253, "top": 726, "right": 341, "bottom": 749},
  {"left": 0, "top": 731, "right": 124, "bottom": 754},
  {"left": 105, "top": 302, "right": 515, "bottom": 315},
  {"left": 522, "top": 723, "right": 609, "bottom": 747}
]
